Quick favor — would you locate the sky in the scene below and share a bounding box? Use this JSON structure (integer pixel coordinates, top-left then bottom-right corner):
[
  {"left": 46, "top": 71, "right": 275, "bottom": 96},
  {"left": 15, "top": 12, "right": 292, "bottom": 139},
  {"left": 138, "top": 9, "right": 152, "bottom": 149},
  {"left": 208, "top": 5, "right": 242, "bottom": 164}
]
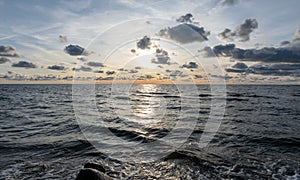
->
[{"left": 0, "top": 0, "right": 300, "bottom": 84}]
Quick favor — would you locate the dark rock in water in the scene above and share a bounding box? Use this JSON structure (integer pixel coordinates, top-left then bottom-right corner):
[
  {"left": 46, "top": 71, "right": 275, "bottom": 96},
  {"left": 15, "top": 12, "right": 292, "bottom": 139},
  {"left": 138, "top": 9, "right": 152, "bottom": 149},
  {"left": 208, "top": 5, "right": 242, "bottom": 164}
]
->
[
  {"left": 84, "top": 162, "right": 106, "bottom": 173},
  {"left": 75, "top": 168, "right": 113, "bottom": 180}
]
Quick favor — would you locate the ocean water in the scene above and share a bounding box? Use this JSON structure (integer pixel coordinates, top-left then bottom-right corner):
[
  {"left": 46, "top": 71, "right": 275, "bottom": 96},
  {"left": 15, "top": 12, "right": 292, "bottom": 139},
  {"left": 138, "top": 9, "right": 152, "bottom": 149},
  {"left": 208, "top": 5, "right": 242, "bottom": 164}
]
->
[{"left": 0, "top": 84, "right": 299, "bottom": 179}]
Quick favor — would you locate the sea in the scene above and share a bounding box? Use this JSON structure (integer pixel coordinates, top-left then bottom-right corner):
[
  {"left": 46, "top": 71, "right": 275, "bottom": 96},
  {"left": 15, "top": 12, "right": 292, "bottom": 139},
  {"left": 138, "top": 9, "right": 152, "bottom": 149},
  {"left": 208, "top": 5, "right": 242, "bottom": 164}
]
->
[{"left": 0, "top": 84, "right": 299, "bottom": 179}]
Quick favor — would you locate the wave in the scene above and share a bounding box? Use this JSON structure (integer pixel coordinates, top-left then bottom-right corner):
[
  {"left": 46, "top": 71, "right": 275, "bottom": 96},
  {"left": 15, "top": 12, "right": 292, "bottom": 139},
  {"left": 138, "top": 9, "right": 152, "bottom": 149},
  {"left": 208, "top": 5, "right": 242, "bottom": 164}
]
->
[{"left": 248, "top": 137, "right": 300, "bottom": 147}]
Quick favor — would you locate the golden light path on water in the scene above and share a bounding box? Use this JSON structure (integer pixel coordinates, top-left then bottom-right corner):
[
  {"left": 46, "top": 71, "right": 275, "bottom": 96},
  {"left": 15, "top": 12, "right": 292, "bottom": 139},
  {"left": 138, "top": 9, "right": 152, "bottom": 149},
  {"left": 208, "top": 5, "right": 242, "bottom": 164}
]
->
[{"left": 129, "top": 84, "right": 166, "bottom": 126}]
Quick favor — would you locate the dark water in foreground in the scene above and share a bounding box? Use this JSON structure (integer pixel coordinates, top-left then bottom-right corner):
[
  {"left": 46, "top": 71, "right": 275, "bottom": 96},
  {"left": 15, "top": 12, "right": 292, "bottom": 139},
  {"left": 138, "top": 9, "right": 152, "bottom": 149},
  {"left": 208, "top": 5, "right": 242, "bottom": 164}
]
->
[{"left": 0, "top": 84, "right": 299, "bottom": 179}]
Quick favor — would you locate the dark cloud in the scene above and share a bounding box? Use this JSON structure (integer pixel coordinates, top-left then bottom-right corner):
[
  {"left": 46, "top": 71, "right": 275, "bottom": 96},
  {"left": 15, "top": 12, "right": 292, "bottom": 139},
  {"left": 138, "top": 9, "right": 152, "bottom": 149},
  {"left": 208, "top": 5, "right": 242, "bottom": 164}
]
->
[
  {"left": 12, "top": 61, "right": 37, "bottom": 68},
  {"left": 225, "top": 68, "right": 246, "bottom": 73},
  {"left": 212, "top": 44, "right": 300, "bottom": 63},
  {"left": 221, "top": 0, "right": 239, "bottom": 6},
  {"left": 72, "top": 66, "right": 92, "bottom": 72},
  {"left": 118, "top": 68, "right": 128, "bottom": 72},
  {"left": 137, "top": 36, "right": 151, "bottom": 50},
  {"left": 176, "top": 13, "right": 193, "bottom": 23},
  {"left": 181, "top": 62, "right": 198, "bottom": 69},
  {"left": 106, "top": 71, "right": 115, "bottom": 75},
  {"left": 94, "top": 70, "right": 104, "bottom": 73},
  {"left": 48, "top": 65, "right": 65, "bottom": 71},
  {"left": 232, "top": 62, "right": 248, "bottom": 69},
  {"left": 152, "top": 48, "right": 171, "bottom": 65},
  {"left": 87, "top": 61, "right": 104, "bottom": 67},
  {"left": 218, "top": 19, "right": 258, "bottom": 42},
  {"left": 64, "top": 44, "right": 89, "bottom": 56},
  {"left": 194, "top": 75, "right": 203, "bottom": 79},
  {"left": 213, "top": 44, "right": 235, "bottom": 57},
  {"left": 0, "top": 57, "right": 10, "bottom": 64},
  {"left": 59, "top": 35, "right": 68, "bottom": 43},
  {"left": 248, "top": 63, "right": 300, "bottom": 77},
  {"left": 145, "top": 75, "right": 154, "bottom": 79},
  {"left": 96, "top": 77, "right": 114, "bottom": 80},
  {"left": 158, "top": 23, "right": 210, "bottom": 44},
  {"left": 0, "top": 45, "right": 15, "bottom": 52},
  {"left": 135, "top": 66, "right": 142, "bottom": 69},
  {"left": 226, "top": 63, "right": 300, "bottom": 77},
  {"left": 131, "top": 49, "right": 136, "bottom": 53},
  {"left": 0, "top": 45, "right": 19, "bottom": 57}
]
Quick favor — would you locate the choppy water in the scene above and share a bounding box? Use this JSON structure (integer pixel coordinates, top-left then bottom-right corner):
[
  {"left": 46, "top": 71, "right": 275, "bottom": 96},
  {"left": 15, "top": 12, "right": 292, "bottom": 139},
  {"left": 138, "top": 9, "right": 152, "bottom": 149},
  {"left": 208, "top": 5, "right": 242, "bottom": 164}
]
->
[{"left": 0, "top": 84, "right": 299, "bottom": 179}]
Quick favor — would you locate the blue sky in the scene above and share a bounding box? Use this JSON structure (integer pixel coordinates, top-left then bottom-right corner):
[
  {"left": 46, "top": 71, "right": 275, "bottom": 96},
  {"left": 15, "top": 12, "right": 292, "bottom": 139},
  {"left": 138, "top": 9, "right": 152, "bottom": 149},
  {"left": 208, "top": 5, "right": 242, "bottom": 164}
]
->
[{"left": 0, "top": 0, "right": 299, "bottom": 83}]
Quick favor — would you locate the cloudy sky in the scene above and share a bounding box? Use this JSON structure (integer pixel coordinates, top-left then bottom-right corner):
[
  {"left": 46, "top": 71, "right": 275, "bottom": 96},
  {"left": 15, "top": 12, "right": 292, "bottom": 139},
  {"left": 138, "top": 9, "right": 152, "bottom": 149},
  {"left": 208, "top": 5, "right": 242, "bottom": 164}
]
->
[{"left": 0, "top": 0, "right": 299, "bottom": 84}]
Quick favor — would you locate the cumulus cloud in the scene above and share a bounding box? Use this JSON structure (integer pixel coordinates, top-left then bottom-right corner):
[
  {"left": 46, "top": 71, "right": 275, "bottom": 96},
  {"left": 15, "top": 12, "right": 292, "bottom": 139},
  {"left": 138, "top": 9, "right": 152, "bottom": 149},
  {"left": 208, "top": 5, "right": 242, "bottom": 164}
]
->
[
  {"left": 64, "top": 44, "right": 90, "bottom": 56},
  {"left": 87, "top": 61, "right": 104, "bottom": 67},
  {"left": 213, "top": 44, "right": 235, "bottom": 56},
  {"left": 129, "top": 69, "right": 138, "bottom": 73},
  {"left": 293, "top": 28, "right": 300, "bottom": 41},
  {"left": 152, "top": 48, "right": 171, "bottom": 65},
  {"left": 158, "top": 13, "right": 210, "bottom": 44},
  {"left": 137, "top": 75, "right": 154, "bottom": 80},
  {"left": 198, "top": 46, "right": 216, "bottom": 57},
  {"left": 181, "top": 62, "right": 198, "bottom": 69},
  {"left": 212, "top": 44, "right": 300, "bottom": 63},
  {"left": 158, "top": 24, "right": 210, "bottom": 44},
  {"left": 176, "top": 13, "right": 193, "bottom": 23},
  {"left": 12, "top": 61, "right": 37, "bottom": 68},
  {"left": 169, "top": 70, "right": 183, "bottom": 77},
  {"left": 59, "top": 35, "right": 68, "bottom": 43},
  {"left": 72, "top": 66, "right": 92, "bottom": 72},
  {"left": 218, "top": 19, "right": 258, "bottom": 42},
  {"left": 0, "top": 45, "right": 19, "bottom": 57},
  {"left": 287, "top": 28, "right": 300, "bottom": 49},
  {"left": 48, "top": 65, "right": 65, "bottom": 71},
  {"left": 0, "top": 57, "right": 10, "bottom": 64},
  {"left": 137, "top": 36, "right": 151, "bottom": 49}
]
